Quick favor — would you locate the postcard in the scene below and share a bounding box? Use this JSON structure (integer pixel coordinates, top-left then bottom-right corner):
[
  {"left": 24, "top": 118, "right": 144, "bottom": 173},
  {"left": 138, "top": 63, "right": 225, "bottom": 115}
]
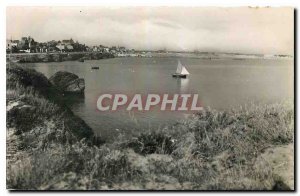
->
[{"left": 6, "top": 6, "right": 294, "bottom": 190}]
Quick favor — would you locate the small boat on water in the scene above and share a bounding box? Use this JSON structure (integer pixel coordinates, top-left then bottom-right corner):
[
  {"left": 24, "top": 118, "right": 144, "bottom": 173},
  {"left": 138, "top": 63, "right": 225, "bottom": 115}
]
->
[
  {"left": 11, "top": 59, "right": 20, "bottom": 63},
  {"left": 172, "top": 60, "right": 190, "bottom": 78},
  {"left": 91, "top": 66, "right": 99, "bottom": 69}
]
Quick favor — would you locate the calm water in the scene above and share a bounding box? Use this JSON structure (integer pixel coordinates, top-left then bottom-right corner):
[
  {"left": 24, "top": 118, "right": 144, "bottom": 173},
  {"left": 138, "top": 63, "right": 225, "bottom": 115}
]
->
[{"left": 23, "top": 57, "right": 294, "bottom": 139}]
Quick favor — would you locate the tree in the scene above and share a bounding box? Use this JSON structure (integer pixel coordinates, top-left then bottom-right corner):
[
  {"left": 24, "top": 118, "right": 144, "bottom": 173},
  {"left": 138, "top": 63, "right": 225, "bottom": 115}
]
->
[{"left": 18, "top": 37, "right": 29, "bottom": 50}]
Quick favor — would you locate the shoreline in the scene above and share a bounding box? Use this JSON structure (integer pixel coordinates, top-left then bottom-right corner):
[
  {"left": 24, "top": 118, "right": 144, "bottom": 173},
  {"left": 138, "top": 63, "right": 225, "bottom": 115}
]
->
[
  {"left": 6, "top": 52, "right": 115, "bottom": 63},
  {"left": 6, "top": 51, "right": 293, "bottom": 64}
]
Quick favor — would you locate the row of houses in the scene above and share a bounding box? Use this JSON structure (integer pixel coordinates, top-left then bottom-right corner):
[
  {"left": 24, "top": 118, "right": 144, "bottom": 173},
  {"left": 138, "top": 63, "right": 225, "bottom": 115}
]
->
[
  {"left": 90, "top": 45, "right": 132, "bottom": 54},
  {"left": 6, "top": 37, "right": 84, "bottom": 53},
  {"left": 6, "top": 36, "right": 131, "bottom": 55}
]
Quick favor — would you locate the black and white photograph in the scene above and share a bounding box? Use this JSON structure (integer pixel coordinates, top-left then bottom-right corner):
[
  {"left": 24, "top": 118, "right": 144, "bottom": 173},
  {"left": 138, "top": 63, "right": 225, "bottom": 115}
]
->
[{"left": 5, "top": 5, "right": 294, "bottom": 191}]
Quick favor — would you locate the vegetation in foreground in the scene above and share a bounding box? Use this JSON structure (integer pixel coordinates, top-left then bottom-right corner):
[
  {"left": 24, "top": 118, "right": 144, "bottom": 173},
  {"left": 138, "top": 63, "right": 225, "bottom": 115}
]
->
[{"left": 6, "top": 66, "right": 294, "bottom": 190}]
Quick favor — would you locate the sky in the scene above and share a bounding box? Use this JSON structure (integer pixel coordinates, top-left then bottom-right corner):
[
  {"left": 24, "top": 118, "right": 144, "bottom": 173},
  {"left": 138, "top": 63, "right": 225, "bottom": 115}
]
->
[{"left": 6, "top": 7, "right": 294, "bottom": 55}]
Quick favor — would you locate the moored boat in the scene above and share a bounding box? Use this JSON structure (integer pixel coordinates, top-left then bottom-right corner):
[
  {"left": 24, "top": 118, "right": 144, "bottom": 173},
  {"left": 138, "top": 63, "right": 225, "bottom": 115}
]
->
[{"left": 172, "top": 60, "right": 190, "bottom": 78}]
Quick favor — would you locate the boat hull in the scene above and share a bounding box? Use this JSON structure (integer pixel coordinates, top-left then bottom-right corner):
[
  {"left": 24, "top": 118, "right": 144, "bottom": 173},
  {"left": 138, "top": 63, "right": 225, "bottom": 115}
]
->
[{"left": 172, "top": 74, "right": 187, "bottom": 78}]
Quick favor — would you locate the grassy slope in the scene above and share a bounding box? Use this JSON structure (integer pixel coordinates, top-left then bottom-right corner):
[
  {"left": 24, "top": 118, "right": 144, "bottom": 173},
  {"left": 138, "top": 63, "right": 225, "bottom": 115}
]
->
[{"left": 6, "top": 66, "right": 294, "bottom": 190}]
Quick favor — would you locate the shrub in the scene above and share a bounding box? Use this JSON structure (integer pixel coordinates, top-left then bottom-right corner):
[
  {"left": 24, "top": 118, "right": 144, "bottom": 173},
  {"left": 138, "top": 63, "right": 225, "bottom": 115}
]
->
[{"left": 127, "top": 132, "right": 175, "bottom": 155}]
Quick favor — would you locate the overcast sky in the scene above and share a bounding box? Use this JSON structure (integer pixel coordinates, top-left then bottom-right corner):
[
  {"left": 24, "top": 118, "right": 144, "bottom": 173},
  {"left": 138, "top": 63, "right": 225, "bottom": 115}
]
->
[{"left": 6, "top": 7, "right": 294, "bottom": 54}]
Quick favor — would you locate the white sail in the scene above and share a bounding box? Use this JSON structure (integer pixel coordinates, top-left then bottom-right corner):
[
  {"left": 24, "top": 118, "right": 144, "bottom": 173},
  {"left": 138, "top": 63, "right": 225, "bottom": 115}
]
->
[
  {"left": 176, "top": 61, "right": 183, "bottom": 74},
  {"left": 181, "top": 66, "right": 190, "bottom": 75},
  {"left": 175, "top": 60, "right": 190, "bottom": 75}
]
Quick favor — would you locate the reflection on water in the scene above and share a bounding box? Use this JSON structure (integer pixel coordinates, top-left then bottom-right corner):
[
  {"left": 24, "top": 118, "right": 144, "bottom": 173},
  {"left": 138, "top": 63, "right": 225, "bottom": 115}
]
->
[
  {"left": 176, "top": 78, "right": 190, "bottom": 93},
  {"left": 23, "top": 57, "right": 294, "bottom": 140}
]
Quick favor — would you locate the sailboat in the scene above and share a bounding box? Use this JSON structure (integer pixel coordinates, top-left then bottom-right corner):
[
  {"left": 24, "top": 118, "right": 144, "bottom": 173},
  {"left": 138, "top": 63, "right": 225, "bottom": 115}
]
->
[{"left": 172, "top": 60, "right": 190, "bottom": 78}]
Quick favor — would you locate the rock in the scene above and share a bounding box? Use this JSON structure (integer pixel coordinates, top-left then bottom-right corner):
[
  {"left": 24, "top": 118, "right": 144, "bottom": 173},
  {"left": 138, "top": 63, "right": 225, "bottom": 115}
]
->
[
  {"left": 272, "top": 180, "right": 291, "bottom": 190},
  {"left": 49, "top": 71, "right": 85, "bottom": 94},
  {"left": 254, "top": 144, "right": 294, "bottom": 190}
]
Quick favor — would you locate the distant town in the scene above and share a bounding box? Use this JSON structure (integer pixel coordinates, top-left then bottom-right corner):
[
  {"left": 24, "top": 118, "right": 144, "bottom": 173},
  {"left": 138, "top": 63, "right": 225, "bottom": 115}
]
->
[
  {"left": 6, "top": 36, "right": 293, "bottom": 62},
  {"left": 6, "top": 36, "right": 145, "bottom": 57}
]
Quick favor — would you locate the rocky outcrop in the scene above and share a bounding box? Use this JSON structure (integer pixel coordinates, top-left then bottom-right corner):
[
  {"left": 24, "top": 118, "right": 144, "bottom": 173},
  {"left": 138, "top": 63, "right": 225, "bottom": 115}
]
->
[
  {"left": 6, "top": 66, "right": 97, "bottom": 143},
  {"left": 49, "top": 71, "right": 85, "bottom": 94}
]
